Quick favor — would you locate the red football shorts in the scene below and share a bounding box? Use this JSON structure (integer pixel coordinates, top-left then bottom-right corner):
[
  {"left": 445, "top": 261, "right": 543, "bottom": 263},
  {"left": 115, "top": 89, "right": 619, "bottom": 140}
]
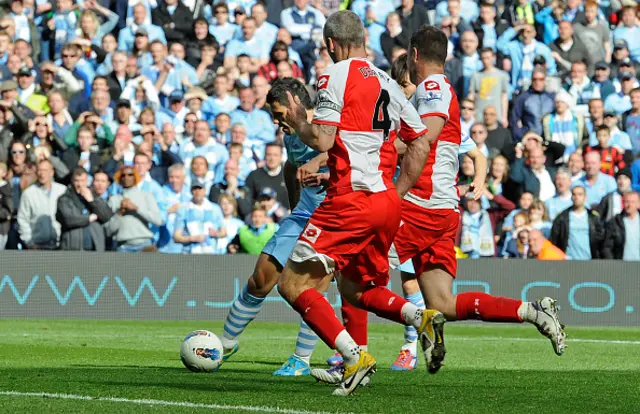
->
[
  {"left": 392, "top": 200, "right": 459, "bottom": 277},
  {"left": 291, "top": 189, "right": 401, "bottom": 286}
]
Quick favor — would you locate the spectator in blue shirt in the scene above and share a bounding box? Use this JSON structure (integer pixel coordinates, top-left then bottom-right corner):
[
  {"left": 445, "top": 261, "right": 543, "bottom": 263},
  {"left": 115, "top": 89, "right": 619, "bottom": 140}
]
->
[
  {"left": 497, "top": 24, "right": 557, "bottom": 93},
  {"left": 604, "top": 72, "right": 635, "bottom": 115},
  {"left": 224, "top": 17, "right": 270, "bottom": 72},
  {"left": 251, "top": 3, "right": 278, "bottom": 49},
  {"left": 118, "top": 3, "right": 167, "bottom": 52},
  {"left": 459, "top": 31, "right": 483, "bottom": 98},
  {"left": 622, "top": 88, "right": 640, "bottom": 155},
  {"left": 209, "top": 2, "right": 239, "bottom": 51},
  {"left": 181, "top": 120, "right": 229, "bottom": 183},
  {"left": 613, "top": 6, "right": 640, "bottom": 63},
  {"left": 574, "top": 151, "right": 617, "bottom": 208},
  {"left": 158, "top": 164, "right": 191, "bottom": 254},
  {"left": 173, "top": 182, "right": 225, "bottom": 254},
  {"left": 203, "top": 74, "right": 240, "bottom": 117},
  {"left": 546, "top": 168, "right": 574, "bottom": 221},
  {"left": 435, "top": 0, "right": 478, "bottom": 26},
  {"left": 535, "top": 0, "right": 565, "bottom": 45},
  {"left": 230, "top": 87, "right": 275, "bottom": 157},
  {"left": 47, "top": 0, "right": 78, "bottom": 60},
  {"left": 550, "top": 185, "right": 604, "bottom": 260},
  {"left": 280, "top": 0, "right": 326, "bottom": 51}
]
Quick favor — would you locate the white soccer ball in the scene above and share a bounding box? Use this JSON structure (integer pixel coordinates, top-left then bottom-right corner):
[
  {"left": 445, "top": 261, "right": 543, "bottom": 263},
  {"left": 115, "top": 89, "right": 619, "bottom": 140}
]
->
[{"left": 180, "top": 330, "right": 223, "bottom": 372}]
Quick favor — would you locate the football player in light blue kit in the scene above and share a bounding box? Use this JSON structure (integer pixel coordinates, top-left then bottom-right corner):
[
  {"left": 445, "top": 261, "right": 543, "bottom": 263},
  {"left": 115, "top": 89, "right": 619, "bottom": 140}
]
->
[{"left": 219, "top": 78, "right": 330, "bottom": 376}]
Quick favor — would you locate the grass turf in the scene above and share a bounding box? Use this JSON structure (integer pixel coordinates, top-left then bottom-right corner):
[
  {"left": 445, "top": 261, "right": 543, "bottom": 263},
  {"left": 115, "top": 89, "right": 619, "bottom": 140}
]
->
[{"left": 0, "top": 320, "right": 639, "bottom": 413}]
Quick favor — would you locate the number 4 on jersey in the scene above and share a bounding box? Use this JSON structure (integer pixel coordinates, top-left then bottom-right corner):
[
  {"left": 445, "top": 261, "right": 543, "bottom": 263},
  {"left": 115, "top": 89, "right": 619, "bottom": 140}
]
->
[{"left": 373, "top": 89, "right": 391, "bottom": 140}]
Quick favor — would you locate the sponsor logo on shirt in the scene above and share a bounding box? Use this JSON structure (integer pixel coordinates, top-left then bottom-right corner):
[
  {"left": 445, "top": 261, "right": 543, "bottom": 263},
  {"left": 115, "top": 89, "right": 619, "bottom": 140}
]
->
[
  {"left": 317, "top": 75, "right": 330, "bottom": 90},
  {"left": 421, "top": 91, "right": 443, "bottom": 102},
  {"left": 302, "top": 223, "right": 321, "bottom": 243},
  {"left": 424, "top": 80, "right": 440, "bottom": 91},
  {"left": 316, "top": 90, "right": 340, "bottom": 112}
]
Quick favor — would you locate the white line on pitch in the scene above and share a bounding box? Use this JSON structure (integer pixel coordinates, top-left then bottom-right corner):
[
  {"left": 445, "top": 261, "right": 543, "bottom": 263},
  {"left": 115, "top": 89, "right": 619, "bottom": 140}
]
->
[{"left": 0, "top": 391, "right": 353, "bottom": 414}]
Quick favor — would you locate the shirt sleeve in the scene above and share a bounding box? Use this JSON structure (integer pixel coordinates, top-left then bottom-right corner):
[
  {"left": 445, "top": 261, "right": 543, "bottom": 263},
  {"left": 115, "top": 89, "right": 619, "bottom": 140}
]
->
[
  {"left": 414, "top": 78, "right": 452, "bottom": 122},
  {"left": 396, "top": 91, "right": 428, "bottom": 142},
  {"left": 312, "top": 63, "right": 348, "bottom": 127},
  {"left": 459, "top": 133, "right": 477, "bottom": 154}
]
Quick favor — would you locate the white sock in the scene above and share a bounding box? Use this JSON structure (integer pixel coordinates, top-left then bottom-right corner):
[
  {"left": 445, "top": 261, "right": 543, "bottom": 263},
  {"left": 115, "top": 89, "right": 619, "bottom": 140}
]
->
[
  {"left": 401, "top": 302, "right": 422, "bottom": 329},
  {"left": 518, "top": 302, "right": 536, "bottom": 323},
  {"left": 359, "top": 345, "right": 368, "bottom": 352},
  {"left": 401, "top": 341, "right": 418, "bottom": 356},
  {"left": 335, "top": 330, "right": 360, "bottom": 365},
  {"left": 220, "top": 336, "right": 237, "bottom": 350}
]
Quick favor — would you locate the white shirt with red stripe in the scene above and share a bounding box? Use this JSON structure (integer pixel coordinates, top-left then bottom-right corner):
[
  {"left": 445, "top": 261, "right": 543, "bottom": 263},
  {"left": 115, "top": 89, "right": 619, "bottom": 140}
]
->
[
  {"left": 406, "top": 74, "right": 462, "bottom": 210},
  {"left": 313, "top": 58, "right": 427, "bottom": 195}
]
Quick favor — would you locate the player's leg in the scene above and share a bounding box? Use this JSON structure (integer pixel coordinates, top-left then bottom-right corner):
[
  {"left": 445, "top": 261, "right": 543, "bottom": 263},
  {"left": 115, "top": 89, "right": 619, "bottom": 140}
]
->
[
  {"left": 420, "top": 266, "right": 566, "bottom": 355},
  {"left": 273, "top": 273, "right": 333, "bottom": 377},
  {"left": 326, "top": 285, "right": 369, "bottom": 367},
  {"left": 418, "top": 210, "right": 566, "bottom": 355},
  {"left": 390, "top": 268, "right": 423, "bottom": 371},
  {"left": 220, "top": 253, "right": 282, "bottom": 359},
  {"left": 278, "top": 258, "right": 376, "bottom": 397}
]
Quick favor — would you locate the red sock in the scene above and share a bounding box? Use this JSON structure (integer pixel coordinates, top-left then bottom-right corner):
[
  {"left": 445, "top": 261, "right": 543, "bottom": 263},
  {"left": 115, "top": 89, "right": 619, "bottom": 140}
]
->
[
  {"left": 292, "top": 289, "right": 345, "bottom": 349},
  {"left": 341, "top": 300, "right": 368, "bottom": 347},
  {"left": 357, "top": 286, "right": 407, "bottom": 324},
  {"left": 455, "top": 292, "right": 522, "bottom": 322}
]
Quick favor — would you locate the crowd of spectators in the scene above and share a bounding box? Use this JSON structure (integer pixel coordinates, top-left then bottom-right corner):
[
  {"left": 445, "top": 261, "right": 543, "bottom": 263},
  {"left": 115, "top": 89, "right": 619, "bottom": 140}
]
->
[{"left": 0, "top": 0, "right": 637, "bottom": 260}]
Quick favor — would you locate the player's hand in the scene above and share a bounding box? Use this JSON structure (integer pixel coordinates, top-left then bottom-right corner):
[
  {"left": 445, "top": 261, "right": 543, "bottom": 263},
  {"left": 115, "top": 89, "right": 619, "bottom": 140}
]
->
[
  {"left": 515, "top": 143, "right": 524, "bottom": 159},
  {"left": 301, "top": 172, "right": 329, "bottom": 187},
  {"left": 468, "top": 180, "right": 484, "bottom": 201},
  {"left": 297, "top": 158, "right": 321, "bottom": 182},
  {"left": 283, "top": 91, "right": 308, "bottom": 131}
]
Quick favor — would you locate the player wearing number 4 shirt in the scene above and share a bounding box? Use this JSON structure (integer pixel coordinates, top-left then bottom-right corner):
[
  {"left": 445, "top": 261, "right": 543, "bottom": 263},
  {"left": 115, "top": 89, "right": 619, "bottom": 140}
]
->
[
  {"left": 387, "top": 25, "right": 567, "bottom": 372},
  {"left": 277, "top": 11, "right": 447, "bottom": 396}
]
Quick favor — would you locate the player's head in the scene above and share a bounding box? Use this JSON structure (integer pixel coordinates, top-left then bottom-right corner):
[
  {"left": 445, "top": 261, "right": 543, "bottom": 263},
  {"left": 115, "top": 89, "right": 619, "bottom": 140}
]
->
[
  {"left": 391, "top": 53, "right": 416, "bottom": 99},
  {"left": 408, "top": 25, "right": 448, "bottom": 85},
  {"left": 267, "top": 78, "right": 313, "bottom": 135},
  {"left": 323, "top": 10, "right": 365, "bottom": 63}
]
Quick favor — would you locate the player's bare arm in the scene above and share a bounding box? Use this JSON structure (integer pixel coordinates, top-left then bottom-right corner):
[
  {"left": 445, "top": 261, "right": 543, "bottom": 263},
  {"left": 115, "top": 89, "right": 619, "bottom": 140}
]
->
[
  {"left": 395, "top": 116, "right": 445, "bottom": 198},
  {"left": 466, "top": 147, "right": 488, "bottom": 201},
  {"left": 284, "top": 91, "right": 336, "bottom": 152}
]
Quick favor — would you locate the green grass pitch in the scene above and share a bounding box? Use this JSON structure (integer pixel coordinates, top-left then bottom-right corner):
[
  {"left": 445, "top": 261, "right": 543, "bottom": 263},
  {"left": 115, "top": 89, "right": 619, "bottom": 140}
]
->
[{"left": 1, "top": 320, "right": 639, "bottom": 413}]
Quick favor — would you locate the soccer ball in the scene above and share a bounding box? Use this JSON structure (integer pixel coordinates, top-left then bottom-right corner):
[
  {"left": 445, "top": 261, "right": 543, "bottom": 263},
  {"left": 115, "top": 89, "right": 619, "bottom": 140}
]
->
[{"left": 180, "top": 330, "right": 223, "bottom": 372}]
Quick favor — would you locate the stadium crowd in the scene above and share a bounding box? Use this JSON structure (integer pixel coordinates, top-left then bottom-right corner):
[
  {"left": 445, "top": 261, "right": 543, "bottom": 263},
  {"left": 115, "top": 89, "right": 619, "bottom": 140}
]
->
[{"left": 0, "top": 0, "right": 637, "bottom": 259}]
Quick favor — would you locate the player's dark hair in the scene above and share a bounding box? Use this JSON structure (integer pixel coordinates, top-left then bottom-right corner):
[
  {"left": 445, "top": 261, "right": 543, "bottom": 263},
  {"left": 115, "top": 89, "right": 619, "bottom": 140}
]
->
[
  {"left": 323, "top": 10, "right": 365, "bottom": 49},
  {"left": 409, "top": 25, "right": 448, "bottom": 66},
  {"left": 595, "top": 125, "right": 610, "bottom": 134},
  {"left": 267, "top": 78, "right": 313, "bottom": 110},
  {"left": 391, "top": 53, "right": 409, "bottom": 87}
]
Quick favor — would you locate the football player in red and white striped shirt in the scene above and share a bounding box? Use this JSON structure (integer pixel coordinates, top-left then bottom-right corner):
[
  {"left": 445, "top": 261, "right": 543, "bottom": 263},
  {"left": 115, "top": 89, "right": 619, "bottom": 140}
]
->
[
  {"left": 391, "top": 26, "right": 566, "bottom": 365},
  {"left": 277, "top": 11, "right": 444, "bottom": 396}
]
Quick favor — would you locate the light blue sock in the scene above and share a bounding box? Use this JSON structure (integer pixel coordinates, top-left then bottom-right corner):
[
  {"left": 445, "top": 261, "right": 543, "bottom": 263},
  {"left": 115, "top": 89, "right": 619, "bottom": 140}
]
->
[
  {"left": 294, "top": 320, "right": 318, "bottom": 363},
  {"left": 221, "top": 285, "right": 265, "bottom": 348},
  {"left": 403, "top": 292, "right": 425, "bottom": 354}
]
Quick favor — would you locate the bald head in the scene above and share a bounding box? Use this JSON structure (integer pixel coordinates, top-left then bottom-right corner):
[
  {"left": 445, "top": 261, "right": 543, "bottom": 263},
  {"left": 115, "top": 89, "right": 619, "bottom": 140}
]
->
[
  {"left": 324, "top": 10, "right": 365, "bottom": 52},
  {"left": 584, "top": 152, "right": 601, "bottom": 177}
]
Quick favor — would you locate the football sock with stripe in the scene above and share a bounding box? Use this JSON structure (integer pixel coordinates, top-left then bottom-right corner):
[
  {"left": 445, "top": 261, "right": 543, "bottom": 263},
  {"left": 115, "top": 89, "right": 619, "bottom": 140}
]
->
[
  {"left": 293, "top": 321, "right": 318, "bottom": 364},
  {"left": 221, "top": 285, "right": 265, "bottom": 349},
  {"left": 402, "top": 292, "right": 424, "bottom": 355}
]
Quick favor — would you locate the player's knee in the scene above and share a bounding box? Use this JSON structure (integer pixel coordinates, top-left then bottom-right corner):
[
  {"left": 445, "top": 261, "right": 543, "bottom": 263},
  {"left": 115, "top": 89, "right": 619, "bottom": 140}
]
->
[{"left": 249, "top": 267, "right": 279, "bottom": 297}]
